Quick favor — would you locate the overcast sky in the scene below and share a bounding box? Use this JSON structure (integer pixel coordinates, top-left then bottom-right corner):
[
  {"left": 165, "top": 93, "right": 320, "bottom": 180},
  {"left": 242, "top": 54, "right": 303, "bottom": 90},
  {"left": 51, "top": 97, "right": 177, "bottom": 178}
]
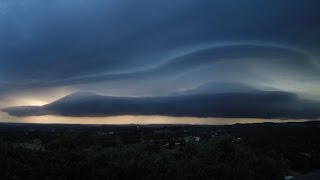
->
[{"left": 1, "top": 0, "right": 320, "bottom": 117}]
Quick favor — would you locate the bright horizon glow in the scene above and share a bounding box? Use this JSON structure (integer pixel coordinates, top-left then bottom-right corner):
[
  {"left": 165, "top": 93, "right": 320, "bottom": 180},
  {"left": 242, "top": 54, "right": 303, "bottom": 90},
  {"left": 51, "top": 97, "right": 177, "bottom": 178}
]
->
[{"left": 0, "top": 112, "right": 311, "bottom": 125}]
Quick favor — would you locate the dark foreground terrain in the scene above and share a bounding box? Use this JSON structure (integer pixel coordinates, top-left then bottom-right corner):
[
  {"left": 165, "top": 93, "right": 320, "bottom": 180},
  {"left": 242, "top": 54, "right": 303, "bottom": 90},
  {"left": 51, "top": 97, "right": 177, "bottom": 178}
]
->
[{"left": 0, "top": 121, "right": 319, "bottom": 180}]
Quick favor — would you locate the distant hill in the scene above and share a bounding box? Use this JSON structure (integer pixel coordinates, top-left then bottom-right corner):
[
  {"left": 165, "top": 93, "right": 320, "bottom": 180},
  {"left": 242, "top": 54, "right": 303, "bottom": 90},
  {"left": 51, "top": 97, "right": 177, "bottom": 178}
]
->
[{"left": 3, "top": 91, "right": 320, "bottom": 119}]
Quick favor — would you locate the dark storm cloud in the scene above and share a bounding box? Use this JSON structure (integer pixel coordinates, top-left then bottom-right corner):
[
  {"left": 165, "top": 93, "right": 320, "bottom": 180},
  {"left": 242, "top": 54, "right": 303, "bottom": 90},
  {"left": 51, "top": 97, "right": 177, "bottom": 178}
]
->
[
  {"left": 0, "top": 0, "right": 320, "bottom": 119},
  {"left": 4, "top": 42, "right": 320, "bottom": 89},
  {"left": 1, "top": 0, "right": 319, "bottom": 84},
  {"left": 4, "top": 91, "right": 320, "bottom": 119},
  {"left": 48, "top": 42, "right": 320, "bottom": 86}
]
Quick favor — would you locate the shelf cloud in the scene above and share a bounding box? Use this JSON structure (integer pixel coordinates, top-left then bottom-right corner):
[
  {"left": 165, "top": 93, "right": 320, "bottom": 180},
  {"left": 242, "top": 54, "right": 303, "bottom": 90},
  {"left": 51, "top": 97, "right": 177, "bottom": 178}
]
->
[{"left": 1, "top": 0, "right": 320, "bottom": 120}]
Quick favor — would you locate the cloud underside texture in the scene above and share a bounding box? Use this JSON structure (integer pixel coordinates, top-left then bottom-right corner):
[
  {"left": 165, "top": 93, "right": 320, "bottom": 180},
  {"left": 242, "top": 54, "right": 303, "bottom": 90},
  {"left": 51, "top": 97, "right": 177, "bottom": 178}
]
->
[{"left": 3, "top": 91, "right": 320, "bottom": 119}]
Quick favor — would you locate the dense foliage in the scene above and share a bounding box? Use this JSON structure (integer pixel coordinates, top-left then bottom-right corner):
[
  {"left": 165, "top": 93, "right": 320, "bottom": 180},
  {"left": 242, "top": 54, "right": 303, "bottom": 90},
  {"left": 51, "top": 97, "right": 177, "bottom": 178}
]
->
[
  {"left": 0, "top": 135, "right": 290, "bottom": 180},
  {"left": 1, "top": 122, "right": 319, "bottom": 179}
]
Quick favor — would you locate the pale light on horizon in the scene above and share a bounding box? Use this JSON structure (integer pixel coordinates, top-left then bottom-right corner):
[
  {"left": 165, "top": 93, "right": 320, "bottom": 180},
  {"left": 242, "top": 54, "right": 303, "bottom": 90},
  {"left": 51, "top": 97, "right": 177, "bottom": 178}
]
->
[{"left": 0, "top": 112, "right": 311, "bottom": 125}]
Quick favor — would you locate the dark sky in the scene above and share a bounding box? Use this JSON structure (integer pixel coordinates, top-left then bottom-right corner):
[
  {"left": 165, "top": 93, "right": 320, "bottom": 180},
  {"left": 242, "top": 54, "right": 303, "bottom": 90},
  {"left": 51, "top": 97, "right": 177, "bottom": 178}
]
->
[{"left": 0, "top": 0, "right": 320, "bottom": 119}]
